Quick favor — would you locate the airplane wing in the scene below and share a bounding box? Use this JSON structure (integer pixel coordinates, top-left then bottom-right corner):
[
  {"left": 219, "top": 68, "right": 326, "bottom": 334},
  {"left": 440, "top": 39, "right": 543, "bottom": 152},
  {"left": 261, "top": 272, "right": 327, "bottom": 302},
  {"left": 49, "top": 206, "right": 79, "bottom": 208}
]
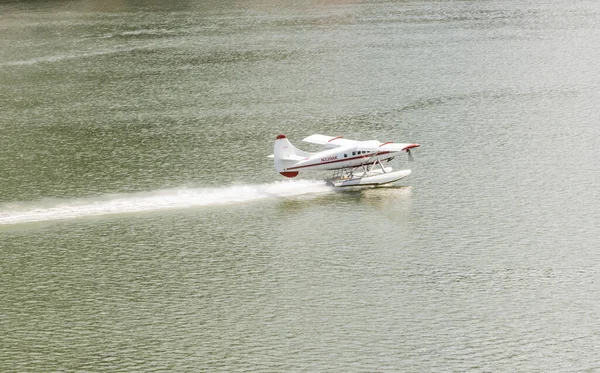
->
[
  {"left": 302, "top": 134, "right": 420, "bottom": 152},
  {"left": 377, "top": 142, "right": 420, "bottom": 152},
  {"left": 302, "top": 134, "right": 358, "bottom": 148},
  {"left": 352, "top": 141, "right": 420, "bottom": 152}
]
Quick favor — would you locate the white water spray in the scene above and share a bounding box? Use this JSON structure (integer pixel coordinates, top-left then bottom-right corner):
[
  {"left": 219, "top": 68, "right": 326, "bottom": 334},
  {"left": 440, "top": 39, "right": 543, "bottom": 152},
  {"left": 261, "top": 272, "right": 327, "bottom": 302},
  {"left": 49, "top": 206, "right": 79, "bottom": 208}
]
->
[{"left": 0, "top": 180, "right": 332, "bottom": 226}]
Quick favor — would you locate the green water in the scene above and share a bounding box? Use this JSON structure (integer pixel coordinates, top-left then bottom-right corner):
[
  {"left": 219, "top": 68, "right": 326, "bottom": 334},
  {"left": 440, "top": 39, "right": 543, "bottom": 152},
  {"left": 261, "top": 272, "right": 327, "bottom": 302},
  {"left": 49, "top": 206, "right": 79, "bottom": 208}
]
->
[{"left": 2, "top": 0, "right": 600, "bottom": 371}]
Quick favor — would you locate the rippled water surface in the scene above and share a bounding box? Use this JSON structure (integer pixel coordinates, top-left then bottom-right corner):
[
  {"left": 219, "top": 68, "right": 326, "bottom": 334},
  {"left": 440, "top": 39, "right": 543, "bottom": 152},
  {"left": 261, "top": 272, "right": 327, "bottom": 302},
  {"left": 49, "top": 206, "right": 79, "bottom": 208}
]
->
[{"left": 2, "top": 0, "right": 600, "bottom": 371}]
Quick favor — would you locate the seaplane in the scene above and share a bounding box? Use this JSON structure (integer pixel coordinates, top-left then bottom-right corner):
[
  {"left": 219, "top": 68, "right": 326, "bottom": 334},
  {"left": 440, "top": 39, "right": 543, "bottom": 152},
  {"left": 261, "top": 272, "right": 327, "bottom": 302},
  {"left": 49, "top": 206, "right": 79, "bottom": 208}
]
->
[{"left": 269, "top": 134, "right": 420, "bottom": 187}]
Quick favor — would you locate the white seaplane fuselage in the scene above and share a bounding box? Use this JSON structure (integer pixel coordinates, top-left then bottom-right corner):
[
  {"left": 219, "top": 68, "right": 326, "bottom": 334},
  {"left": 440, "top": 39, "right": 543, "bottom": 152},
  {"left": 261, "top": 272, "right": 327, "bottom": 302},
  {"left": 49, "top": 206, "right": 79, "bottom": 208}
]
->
[{"left": 271, "top": 134, "right": 419, "bottom": 187}]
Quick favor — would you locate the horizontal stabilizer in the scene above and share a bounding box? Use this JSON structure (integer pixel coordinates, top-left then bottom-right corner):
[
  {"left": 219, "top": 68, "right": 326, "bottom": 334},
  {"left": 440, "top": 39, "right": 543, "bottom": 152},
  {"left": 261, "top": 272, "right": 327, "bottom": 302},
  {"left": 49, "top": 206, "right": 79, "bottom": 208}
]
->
[{"left": 280, "top": 154, "right": 307, "bottom": 161}]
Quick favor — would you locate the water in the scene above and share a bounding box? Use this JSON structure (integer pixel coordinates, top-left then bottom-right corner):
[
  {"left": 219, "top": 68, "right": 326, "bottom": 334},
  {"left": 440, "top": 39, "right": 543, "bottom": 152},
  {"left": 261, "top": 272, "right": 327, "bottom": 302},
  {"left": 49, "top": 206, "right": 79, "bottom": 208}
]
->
[{"left": 2, "top": 0, "right": 600, "bottom": 371}]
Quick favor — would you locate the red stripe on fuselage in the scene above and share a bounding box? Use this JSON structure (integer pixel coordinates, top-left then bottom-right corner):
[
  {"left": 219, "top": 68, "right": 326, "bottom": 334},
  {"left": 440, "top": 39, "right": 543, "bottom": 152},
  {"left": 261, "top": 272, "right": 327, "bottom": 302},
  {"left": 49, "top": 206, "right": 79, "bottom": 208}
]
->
[{"left": 287, "top": 151, "right": 392, "bottom": 170}]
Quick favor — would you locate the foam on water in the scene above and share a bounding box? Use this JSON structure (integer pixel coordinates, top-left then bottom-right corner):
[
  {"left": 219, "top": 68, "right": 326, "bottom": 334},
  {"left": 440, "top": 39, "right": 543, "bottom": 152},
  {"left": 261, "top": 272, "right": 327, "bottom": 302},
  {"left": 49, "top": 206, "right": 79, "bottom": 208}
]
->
[
  {"left": 0, "top": 180, "right": 332, "bottom": 225},
  {"left": 1, "top": 45, "right": 153, "bottom": 66}
]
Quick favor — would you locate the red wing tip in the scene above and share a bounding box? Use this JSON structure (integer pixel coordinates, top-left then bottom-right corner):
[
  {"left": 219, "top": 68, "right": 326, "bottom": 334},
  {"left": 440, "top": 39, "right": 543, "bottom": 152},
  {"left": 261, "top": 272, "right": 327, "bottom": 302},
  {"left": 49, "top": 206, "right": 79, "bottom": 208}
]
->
[
  {"left": 276, "top": 134, "right": 287, "bottom": 140},
  {"left": 280, "top": 171, "right": 299, "bottom": 178}
]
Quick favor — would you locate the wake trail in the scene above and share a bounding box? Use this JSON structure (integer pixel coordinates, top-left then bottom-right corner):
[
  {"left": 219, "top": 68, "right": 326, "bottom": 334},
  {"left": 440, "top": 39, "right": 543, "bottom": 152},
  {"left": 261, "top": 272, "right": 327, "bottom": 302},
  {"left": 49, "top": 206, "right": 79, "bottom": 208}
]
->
[
  {"left": 0, "top": 180, "right": 332, "bottom": 226},
  {"left": 1, "top": 45, "right": 154, "bottom": 67}
]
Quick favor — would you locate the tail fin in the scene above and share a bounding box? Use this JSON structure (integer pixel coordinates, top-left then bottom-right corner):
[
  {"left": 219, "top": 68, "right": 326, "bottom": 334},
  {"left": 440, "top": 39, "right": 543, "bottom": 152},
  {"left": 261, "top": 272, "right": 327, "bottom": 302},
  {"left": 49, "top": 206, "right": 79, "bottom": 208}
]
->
[{"left": 274, "top": 134, "right": 310, "bottom": 178}]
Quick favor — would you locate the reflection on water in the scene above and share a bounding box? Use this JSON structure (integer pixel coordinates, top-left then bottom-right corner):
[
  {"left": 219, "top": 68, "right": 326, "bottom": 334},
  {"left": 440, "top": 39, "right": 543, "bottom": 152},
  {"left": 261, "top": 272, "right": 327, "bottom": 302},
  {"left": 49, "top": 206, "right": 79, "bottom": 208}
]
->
[{"left": 2, "top": 0, "right": 600, "bottom": 371}]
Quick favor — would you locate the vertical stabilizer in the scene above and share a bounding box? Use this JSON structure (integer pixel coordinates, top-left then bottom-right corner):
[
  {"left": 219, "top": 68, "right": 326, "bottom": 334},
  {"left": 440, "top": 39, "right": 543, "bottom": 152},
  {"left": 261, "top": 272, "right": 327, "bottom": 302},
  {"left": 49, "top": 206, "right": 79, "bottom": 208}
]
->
[{"left": 273, "top": 134, "right": 310, "bottom": 178}]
